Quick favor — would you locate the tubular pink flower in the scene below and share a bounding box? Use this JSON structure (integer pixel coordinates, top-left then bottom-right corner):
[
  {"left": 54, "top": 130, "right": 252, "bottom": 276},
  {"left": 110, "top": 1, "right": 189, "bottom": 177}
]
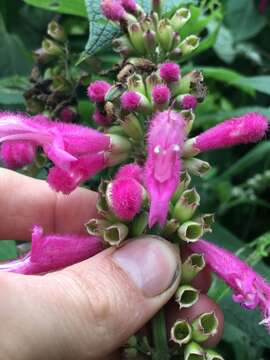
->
[
  {"left": 152, "top": 84, "right": 171, "bottom": 105},
  {"left": 0, "top": 112, "right": 111, "bottom": 193},
  {"left": 0, "top": 141, "right": 36, "bottom": 169},
  {"left": 145, "top": 110, "right": 186, "bottom": 227},
  {"left": 121, "top": 91, "right": 141, "bottom": 111},
  {"left": 182, "top": 95, "right": 197, "bottom": 110},
  {"left": 121, "top": 0, "right": 137, "bottom": 12},
  {"left": 101, "top": 0, "right": 126, "bottom": 21},
  {"left": 159, "top": 62, "right": 181, "bottom": 82},
  {"left": 0, "top": 225, "right": 103, "bottom": 275},
  {"left": 196, "top": 112, "right": 268, "bottom": 151},
  {"left": 87, "top": 80, "right": 111, "bottom": 103},
  {"left": 116, "top": 163, "right": 143, "bottom": 183},
  {"left": 189, "top": 239, "right": 270, "bottom": 332},
  {"left": 93, "top": 109, "right": 111, "bottom": 126},
  {"left": 108, "top": 177, "right": 143, "bottom": 220}
]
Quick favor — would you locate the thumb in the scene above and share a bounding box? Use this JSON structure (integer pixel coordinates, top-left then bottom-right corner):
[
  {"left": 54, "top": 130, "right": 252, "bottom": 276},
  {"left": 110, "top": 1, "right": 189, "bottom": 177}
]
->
[{"left": 1, "top": 236, "right": 180, "bottom": 360}]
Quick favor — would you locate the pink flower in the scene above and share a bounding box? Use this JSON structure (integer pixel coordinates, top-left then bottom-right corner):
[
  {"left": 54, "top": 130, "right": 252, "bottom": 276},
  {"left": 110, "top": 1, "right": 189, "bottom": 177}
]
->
[
  {"left": 181, "top": 95, "right": 197, "bottom": 110},
  {"left": 101, "top": 0, "right": 126, "bottom": 21},
  {"left": 116, "top": 163, "right": 143, "bottom": 183},
  {"left": 195, "top": 113, "right": 268, "bottom": 152},
  {"left": 145, "top": 110, "right": 186, "bottom": 227},
  {"left": 0, "top": 225, "right": 103, "bottom": 275},
  {"left": 0, "top": 140, "right": 36, "bottom": 169},
  {"left": 93, "top": 109, "right": 111, "bottom": 126},
  {"left": 87, "top": 80, "right": 111, "bottom": 103},
  {"left": 152, "top": 84, "right": 171, "bottom": 105},
  {"left": 0, "top": 112, "right": 111, "bottom": 193},
  {"left": 159, "top": 62, "right": 181, "bottom": 82},
  {"left": 107, "top": 177, "right": 143, "bottom": 220},
  {"left": 121, "top": 0, "right": 137, "bottom": 12},
  {"left": 189, "top": 239, "right": 270, "bottom": 332},
  {"left": 121, "top": 91, "right": 141, "bottom": 111},
  {"left": 59, "top": 107, "right": 76, "bottom": 123}
]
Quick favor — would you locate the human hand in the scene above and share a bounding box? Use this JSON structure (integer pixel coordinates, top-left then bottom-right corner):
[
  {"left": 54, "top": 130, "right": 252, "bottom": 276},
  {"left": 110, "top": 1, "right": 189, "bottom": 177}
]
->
[{"left": 0, "top": 169, "right": 223, "bottom": 360}]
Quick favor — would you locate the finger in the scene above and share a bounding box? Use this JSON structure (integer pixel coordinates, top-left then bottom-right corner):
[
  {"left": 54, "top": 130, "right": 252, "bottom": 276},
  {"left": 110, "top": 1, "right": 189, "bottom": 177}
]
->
[
  {"left": 0, "top": 169, "right": 98, "bottom": 240},
  {"left": 166, "top": 294, "right": 224, "bottom": 348},
  {"left": 0, "top": 236, "right": 180, "bottom": 360}
]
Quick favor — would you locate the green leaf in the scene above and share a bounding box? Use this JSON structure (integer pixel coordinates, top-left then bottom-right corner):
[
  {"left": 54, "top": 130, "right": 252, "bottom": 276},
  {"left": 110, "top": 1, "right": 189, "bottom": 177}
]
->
[
  {"left": 23, "top": 0, "right": 87, "bottom": 17},
  {"left": 235, "top": 76, "right": 270, "bottom": 96},
  {"left": 0, "top": 241, "right": 17, "bottom": 260},
  {"left": 213, "top": 25, "right": 236, "bottom": 64},
  {"left": 0, "top": 76, "right": 28, "bottom": 105},
  {"left": 83, "top": 0, "right": 119, "bottom": 58},
  {"left": 225, "top": 0, "right": 267, "bottom": 42}
]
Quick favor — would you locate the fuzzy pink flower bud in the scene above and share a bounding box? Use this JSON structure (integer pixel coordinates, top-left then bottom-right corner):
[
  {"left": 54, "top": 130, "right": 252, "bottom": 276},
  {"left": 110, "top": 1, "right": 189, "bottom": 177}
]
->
[
  {"left": 195, "top": 112, "right": 268, "bottom": 152},
  {"left": 0, "top": 141, "right": 36, "bottom": 169},
  {"left": 121, "top": 91, "right": 141, "bottom": 111},
  {"left": 0, "top": 225, "right": 103, "bottom": 275},
  {"left": 59, "top": 107, "right": 76, "bottom": 123},
  {"left": 145, "top": 110, "right": 186, "bottom": 227},
  {"left": 152, "top": 84, "right": 171, "bottom": 105},
  {"left": 121, "top": 0, "right": 137, "bottom": 12},
  {"left": 181, "top": 95, "right": 197, "bottom": 110},
  {"left": 101, "top": 0, "right": 126, "bottom": 21},
  {"left": 87, "top": 80, "right": 111, "bottom": 103},
  {"left": 189, "top": 239, "right": 270, "bottom": 332},
  {"left": 116, "top": 163, "right": 144, "bottom": 183},
  {"left": 159, "top": 62, "right": 181, "bottom": 82},
  {"left": 93, "top": 109, "right": 111, "bottom": 126},
  {"left": 108, "top": 177, "right": 143, "bottom": 220}
]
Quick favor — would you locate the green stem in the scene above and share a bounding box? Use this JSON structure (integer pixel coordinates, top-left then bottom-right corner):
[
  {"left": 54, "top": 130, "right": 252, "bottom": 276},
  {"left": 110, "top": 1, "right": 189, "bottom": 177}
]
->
[{"left": 151, "top": 309, "right": 169, "bottom": 360}]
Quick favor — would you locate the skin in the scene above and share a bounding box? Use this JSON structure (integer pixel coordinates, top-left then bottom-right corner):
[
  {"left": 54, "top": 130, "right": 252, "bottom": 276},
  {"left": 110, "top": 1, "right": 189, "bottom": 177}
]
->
[{"left": 0, "top": 169, "right": 224, "bottom": 360}]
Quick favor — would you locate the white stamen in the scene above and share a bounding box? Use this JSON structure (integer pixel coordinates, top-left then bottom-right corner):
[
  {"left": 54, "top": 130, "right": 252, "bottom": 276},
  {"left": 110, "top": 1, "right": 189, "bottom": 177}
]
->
[
  {"left": 173, "top": 144, "right": 180, "bottom": 152},
  {"left": 154, "top": 145, "right": 161, "bottom": 154}
]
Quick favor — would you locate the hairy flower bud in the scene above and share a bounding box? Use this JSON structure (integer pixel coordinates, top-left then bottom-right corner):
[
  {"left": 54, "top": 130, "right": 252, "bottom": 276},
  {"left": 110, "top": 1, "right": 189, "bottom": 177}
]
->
[
  {"left": 101, "top": 0, "right": 126, "bottom": 21},
  {"left": 87, "top": 80, "right": 111, "bottom": 103},
  {"left": 121, "top": 91, "right": 151, "bottom": 113},
  {"left": 0, "top": 141, "right": 36, "bottom": 169},
  {"left": 152, "top": 84, "right": 171, "bottom": 109},
  {"left": 116, "top": 163, "right": 144, "bottom": 183}
]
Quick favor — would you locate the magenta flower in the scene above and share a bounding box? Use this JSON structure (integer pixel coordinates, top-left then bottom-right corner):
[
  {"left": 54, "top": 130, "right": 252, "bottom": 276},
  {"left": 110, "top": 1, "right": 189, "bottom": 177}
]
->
[
  {"left": 58, "top": 107, "right": 76, "bottom": 123},
  {"left": 107, "top": 177, "right": 143, "bottom": 220},
  {"left": 0, "top": 140, "right": 36, "bottom": 169},
  {"left": 159, "top": 62, "right": 181, "bottom": 83},
  {"left": 189, "top": 239, "right": 270, "bottom": 332},
  {"left": 87, "top": 80, "right": 111, "bottom": 103},
  {"left": 152, "top": 84, "right": 171, "bottom": 105},
  {"left": 93, "top": 109, "right": 112, "bottom": 126},
  {"left": 0, "top": 225, "right": 103, "bottom": 275},
  {"left": 101, "top": 0, "right": 126, "bottom": 21},
  {"left": 181, "top": 94, "right": 197, "bottom": 110},
  {"left": 195, "top": 113, "right": 268, "bottom": 152},
  {"left": 121, "top": 91, "right": 141, "bottom": 111},
  {"left": 0, "top": 112, "right": 111, "bottom": 193},
  {"left": 121, "top": 0, "right": 137, "bottom": 12},
  {"left": 116, "top": 163, "right": 143, "bottom": 183},
  {"left": 145, "top": 110, "right": 186, "bottom": 227}
]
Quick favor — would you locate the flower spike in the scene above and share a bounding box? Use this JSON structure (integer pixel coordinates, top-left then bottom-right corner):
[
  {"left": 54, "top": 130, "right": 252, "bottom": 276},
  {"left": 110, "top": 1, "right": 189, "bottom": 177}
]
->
[{"left": 189, "top": 239, "right": 270, "bottom": 332}]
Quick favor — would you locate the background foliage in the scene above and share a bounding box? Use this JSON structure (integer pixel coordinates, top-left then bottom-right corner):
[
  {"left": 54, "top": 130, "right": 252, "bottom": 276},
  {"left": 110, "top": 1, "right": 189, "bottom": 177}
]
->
[{"left": 0, "top": 0, "right": 269, "bottom": 358}]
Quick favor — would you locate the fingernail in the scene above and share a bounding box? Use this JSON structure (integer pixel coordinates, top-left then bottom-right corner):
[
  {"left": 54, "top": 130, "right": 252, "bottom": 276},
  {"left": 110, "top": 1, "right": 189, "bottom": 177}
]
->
[{"left": 112, "top": 236, "right": 180, "bottom": 297}]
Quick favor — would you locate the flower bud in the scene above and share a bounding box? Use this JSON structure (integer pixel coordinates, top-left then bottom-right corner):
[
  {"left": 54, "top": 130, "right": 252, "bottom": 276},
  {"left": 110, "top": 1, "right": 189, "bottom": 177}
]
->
[
  {"left": 173, "top": 188, "right": 200, "bottom": 223},
  {"left": 128, "top": 23, "right": 146, "bottom": 54},
  {"left": 171, "top": 8, "right": 191, "bottom": 32},
  {"left": 0, "top": 141, "right": 36, "bottom": 169},
  {"left": 87, "top": 80, "right": 111, "bottom": 103},
  {"left": 152, "top": 84, "right": 171, "bottom": 110},
  {"left": 175, "top": 285, "right": 199, "bottom": 309},
  {"left": 93, "top": 109, "right": 112, "bottom": 127},
  {"left": 116, "top": 163, "right": 143, "bottom": 183},
  {"left": 184, "top": 342, "right": 204, "bottom": 360},
  {"left": 172, "top": 171, "right": 191, "bottom": 203},
  {"left": 157, "top": 19, "right": 174, "bottom": 52},
  {"left": 178, "top": 35, "right": 200, "bottom": 56},
  {"left": 85, "top": 219, "right": 110, "bottom": 236},
  {"left": 59, "top": 106, "right": 76, "bottom": 123},
  {"left": 109, "top": 133, "right": 131, "bottom": 154},
  {"left": 122, "top": 0, "right": 137, "bottom": 13},
  {"left": 121, "top": 113, "right": 144, "bottom": 140},
  {"left": 103, "top": 223, "right": 129, "bottom": 246},
  {"left": 120, "top": 91, "right": 152, "bottom": 113},
  {"left": 127, "top": 73, "right": 146, "bottom": 95},
  {"left": 159, "top": 62, "right": 181, "bottom": 83},
  {"left": 176, "top": 94, "right": 198, "bottom": 111},
  {"left": 42, "top": 38, "right": 63, "bottom": 56},
  {"left": 106, "top": 177, "right": 144, "bottom": 221},
  {"left": 192, "top": 311, "right": 219, "bottom": 343},
  {"left": 161, "top": 218, "right": 179, "bottom": 238},
  {"left": 101, "top": 0, "right": 126, "bottom": 21},
  {"left": 47, "top": 20, "right": 66, "bottom": 42},
  {"left": 178, "top": 221, "right": 203, "bottom": 243},
  {"left": 181, "top": 253, "right": 206, "bottom": 284},
  {"left": 205, "top": 349, "right": 224, "bottom": 360},
  {"left": 131, "top": 211, "right": 148, "bottom": 237},
  {"left": 170, "top": 319, "right": 192, "bottom": 346},
  {"left": 184, "top": 158, "right": 211, "bottom": 177},
  {"left": 145, "top": 72, "right": 162, "bottom": 98},
  {"left": 107, "top": 125, "right": 127, "bottom": 136},
  {"left": 143, "top": 30, "right": 157, "bottom": 53}
]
